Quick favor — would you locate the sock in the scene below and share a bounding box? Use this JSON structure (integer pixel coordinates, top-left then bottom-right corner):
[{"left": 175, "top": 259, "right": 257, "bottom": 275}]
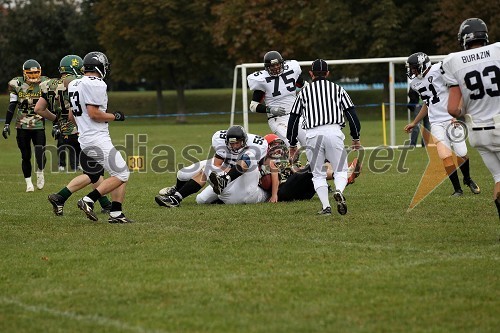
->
[
  {"left": 459, "top": 158, "right": 471, "bottom": 182},
  {"left": 85, "top": 189, "right": 102, "bottom": 203},
  {"left": 316, "top": 185, "right": 330, "bottom": 209},
  {"left": 58, "top": 187, "right": 72, "bottom": 201},
  {"left": 110, "top": 201, "right": 122, "bottom": 218},
  {"left": 98, "top": 196, "right": 111, "bottom": 208},
  {"left": 178, "top": 179, "right": 202, "bottom": 199},
  {"left": 25, "top": 177, "right": 33, "bottom": 185},
  {"left": 445, "top": 165, "right": 461, "bottom": 191},
  {"left": 175, "top": 178, "right": 188, "bottom": 190}
]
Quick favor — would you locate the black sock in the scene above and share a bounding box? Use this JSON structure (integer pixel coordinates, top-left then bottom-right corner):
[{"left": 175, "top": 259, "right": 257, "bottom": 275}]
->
[
  {"left": 227, "top": 164, "right": 245, "bottom": 182},
  {"left": 178, "top": 179, "right": 202, "bottom": 199},
  {"left": 445, "top": 165, "right": 461, "bottom": 191},
  {"left": 459, "top": 158, "right": 471, "bottom": 182},
  {"left": 110, "top": 201, "right": 122, "bottom": 213},
  {"left": 175, "top": 178, "right": 188, "bottom": 190},
  {"left": 87, "top": 189, "right": 102, "bottom": 202}
]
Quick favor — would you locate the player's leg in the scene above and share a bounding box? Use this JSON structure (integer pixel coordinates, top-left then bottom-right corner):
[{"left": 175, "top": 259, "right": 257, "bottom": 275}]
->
[
  {"left": 304, "top": 132, "right": 331, "bottom": 213},
  {"left": 16, "top": 129, "right": 34, "bottom": 191},
  {"left": 453, "top": 137, "right": 480, "bottom": 194},
  {"left": 322, "top": 128, "right": 348, "bottom": 215},
  {"left": 433, "top": 123, "right": 462, "bottom": 196},
  {"left": 32, "top": 129, "right": 46, "bottom": 189},
  {"left": 159, "top": 160, "right": 207, "bottom": 195},
  {"left": 195, "top": 185, "right": 219, "bottom": 204},
  {"left": 57, "top": 135, "right": 66, "bottom": 171}
]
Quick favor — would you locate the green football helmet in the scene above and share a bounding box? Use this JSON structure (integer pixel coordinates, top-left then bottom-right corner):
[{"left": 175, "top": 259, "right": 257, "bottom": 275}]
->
[
  {"left": 23, "top": 59, "right": 42, "bottom": 83},
  {"left": 59, "top": 55, "right": 84, "bottom": 76}
]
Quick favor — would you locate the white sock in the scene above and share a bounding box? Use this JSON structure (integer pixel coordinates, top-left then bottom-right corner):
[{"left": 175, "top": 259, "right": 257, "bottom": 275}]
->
[
  {"left": 110, "top": 211, "right": 122, "bottom": 218},
  {"left": 83, "top": 196, "right": 94, "bottom": 203},
  {"left": 25, "top": 177, "right": 33, "bottom": 185},
  {"left": 316, "top": 185, "right": 330, "bottom": 209}
]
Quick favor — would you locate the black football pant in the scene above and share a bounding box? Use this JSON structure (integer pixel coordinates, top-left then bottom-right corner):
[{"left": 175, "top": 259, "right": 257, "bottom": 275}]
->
[
  {"left": 277, "top": 165, "right": 316, "bottom": 202},
  {"left": 16, "top": 128, "right": 46, "bottom": 178},
  {"left": 57, "top": 134, "right": 80, "bottom": 170}
]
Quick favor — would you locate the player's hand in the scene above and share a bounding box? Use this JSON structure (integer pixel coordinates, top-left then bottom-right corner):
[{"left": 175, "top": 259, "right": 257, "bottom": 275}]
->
[
  {"left": 404, "top": 123, "right": 414, "bottom": 133},
  {"left": 351, "top": 139, "right": 361, "bottom": 151},
  {"left": 51, "top": 124, "right": 61, "bottom": 140},
  {"left": 267, "top": 106, "right": 287, "bottom": 117},
  {"left": 268, "top": 194, "right": 278, "bottom": 203},
  {"left": 2, "top": 124, "right": 10, "bottom": 139},
  {"left": 113, "top": 111, "right": 125, "bottom": 121}
]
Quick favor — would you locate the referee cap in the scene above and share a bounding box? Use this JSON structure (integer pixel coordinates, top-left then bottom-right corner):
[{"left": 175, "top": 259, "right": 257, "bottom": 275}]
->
[{"left": 312, "top": 59, "right": 328, "bottom": 72}]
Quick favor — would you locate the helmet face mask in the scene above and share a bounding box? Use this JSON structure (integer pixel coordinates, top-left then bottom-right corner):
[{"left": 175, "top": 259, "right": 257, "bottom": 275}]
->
[
  {"left": 264, "top": 134, "right": 288, "bottom": 159},
  {"left": 458, "top": 18, "right": 489, "bottom": 50},
  {"left": 83, "top": 51, "right": 110, "bottom": 78},
  {"left": 22, "top": 59, "right": 42, "bottom": 83},
  {"left": 264, "top": 51, "right": 284, "bottom": 77},
  {"left": 405, "top": 52, "right": 431, "bottom": 80},
  {"left": 59, "top": 55, "right": 84, "bottom": 76},
  {"left": 225, "top": 125, "right": 248, "bottom": 154}
]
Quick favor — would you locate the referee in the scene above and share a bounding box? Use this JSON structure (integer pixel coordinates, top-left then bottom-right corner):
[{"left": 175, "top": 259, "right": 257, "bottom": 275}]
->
[{"left": 287, "top": 59, "right": 361, "bottom": 216}]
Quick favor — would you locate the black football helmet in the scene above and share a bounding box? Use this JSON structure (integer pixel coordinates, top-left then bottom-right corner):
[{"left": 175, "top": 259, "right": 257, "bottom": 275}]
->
[
  {"left": 83, "top": 51, "right": 110, "bottom": 78},
  {"left": 225, "top": 125, "right": 248, "bottom": 153},
  {"left": 405, "top": 52, "right": 431, "bottom": 80},
  {"left": 458, "top": 18, "right": 488, "bottom": 50},
  {"left": 22, "top": 59, "right": 42, "bottom": 83},
  {"left": 264, "top": 51, "right": 284, "bottom": 77}
]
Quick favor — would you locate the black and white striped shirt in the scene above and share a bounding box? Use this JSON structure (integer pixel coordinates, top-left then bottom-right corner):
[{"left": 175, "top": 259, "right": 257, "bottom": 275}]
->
[{"left": 290, "top": 77, "right": 354, "bottom": 128}]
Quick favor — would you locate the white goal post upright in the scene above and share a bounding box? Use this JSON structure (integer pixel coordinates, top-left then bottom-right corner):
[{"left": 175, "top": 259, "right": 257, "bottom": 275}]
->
[{"left": 231, "top": 55, "right": 445, "bottom": 147}]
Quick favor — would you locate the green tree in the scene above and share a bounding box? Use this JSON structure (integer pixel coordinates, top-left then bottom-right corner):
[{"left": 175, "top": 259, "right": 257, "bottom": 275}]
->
[
  {"left": 94, "top": 0, "right": 228, "bottom": 120},
  {"left": 0, "top": 0, "right": 84, "bottom": 86}
]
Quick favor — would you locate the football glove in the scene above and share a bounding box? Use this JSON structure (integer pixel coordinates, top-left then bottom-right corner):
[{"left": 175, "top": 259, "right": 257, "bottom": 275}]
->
[
  {"left": 2, "top": 124, "right": 10, "bottom": 139},
  {"left": 51, "top": 124, "right": 61, "bottom": 140},
  {"left": 113, "top": 111, "right": 125, "bottom": 121},
  {"left": 267, "top": 106, "right": 287, "bottom": 117}
]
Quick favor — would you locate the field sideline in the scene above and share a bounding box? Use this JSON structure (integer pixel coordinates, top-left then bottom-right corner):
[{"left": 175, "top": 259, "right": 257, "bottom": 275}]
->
[{"left": 0, "top": 118, "right": 498, "bottom": 333}]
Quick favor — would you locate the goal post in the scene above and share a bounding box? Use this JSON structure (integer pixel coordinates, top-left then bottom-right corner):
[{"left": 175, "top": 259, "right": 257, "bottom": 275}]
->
[{"left": 230, "top": 55, "right": 446, "bottom": 147}]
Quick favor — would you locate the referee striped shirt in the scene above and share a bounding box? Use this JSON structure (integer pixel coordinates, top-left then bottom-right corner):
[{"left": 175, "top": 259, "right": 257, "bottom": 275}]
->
[{"left": 290, "top": 77, "right": 354, "bottom": 129}]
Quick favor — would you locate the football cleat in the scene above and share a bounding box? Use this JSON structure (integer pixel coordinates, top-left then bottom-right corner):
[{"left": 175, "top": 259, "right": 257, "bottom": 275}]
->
[
  {"left": 333, "top": 190, "right": 348, "bottom": 215},
  {"left": 155, "top": 194, "right": 181, "bottom": 208},
  {"left": 464, "top": 178, "right": 480, "bottom": 194},
  {"left": 451, "top": 189, "right": 464, "bottom": 197},
  {"left": 158, "top": 185, "right": 177, "bottom": 196},
  {"left": 26, "top": 183, "right": 34, "bottom": 192},
  {"left": 77, "top": 199, "right": 98, "bottom": 221},
  {"left": 36, "top": 171, "right": 44, "bottom": 190},
  {"left": 317, "top": 206, "right": 332, "bottom": 215},
  {"left": 209, "top": 172, "right": 229, "bottom": 195},
  {"left": 108, "top": 213, "right": 134, "bottom": 224},
  {"left": 347, "top": 158, "right": 361, "bottom": 185},
  {"left": 48, "top": 193, "right": 65, "bottom": 216}
]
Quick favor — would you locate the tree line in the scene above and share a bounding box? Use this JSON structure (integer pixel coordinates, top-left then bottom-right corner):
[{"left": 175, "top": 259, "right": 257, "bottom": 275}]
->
[{"left": 0, "top": 0, "right": 498, "bottom": 115}]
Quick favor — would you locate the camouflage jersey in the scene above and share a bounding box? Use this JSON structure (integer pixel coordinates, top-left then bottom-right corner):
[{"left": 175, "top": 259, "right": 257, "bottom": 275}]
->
[
  {"left": 39, "top": 74, "right": 80, "bottom": 136},
  {"left": 260, "top": 159, "right": 303, "bottom": 184},
  {"left": 8, "top": 75, "right": 49, "bottom": 130}
]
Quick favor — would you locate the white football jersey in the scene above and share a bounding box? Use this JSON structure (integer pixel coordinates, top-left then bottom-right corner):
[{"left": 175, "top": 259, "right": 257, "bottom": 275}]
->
[
  {"left": 442, "top": 42, "right": 500, "bottom": 125},
  {"left": 409, "top": 62, "right": 451, "bottom": 124},
  {"left": 68, "top": 75, "right": 109, "bottom": 145},
  {"left": 211, "top": 130, "right": 268, "bottom": 167},
  {"left": 247, "top": 60, "right": 302, "bottom": 118}
]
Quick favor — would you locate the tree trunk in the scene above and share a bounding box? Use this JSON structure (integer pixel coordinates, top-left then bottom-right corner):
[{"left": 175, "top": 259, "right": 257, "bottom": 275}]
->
[
  {"left": 155, "top": 79, "right": 165, "bottom": 115},
  {"left": 176, "top": 85, "right": 187, "bottom": 123}
]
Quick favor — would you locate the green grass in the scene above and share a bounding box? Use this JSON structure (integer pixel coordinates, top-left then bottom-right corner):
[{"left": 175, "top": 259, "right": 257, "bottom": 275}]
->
[{"left": 0, "top": 119, "right": 498, "bottom": 333}]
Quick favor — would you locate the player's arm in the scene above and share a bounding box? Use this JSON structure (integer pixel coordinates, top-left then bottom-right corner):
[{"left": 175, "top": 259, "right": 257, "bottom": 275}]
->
[
  {"left": 344, "top": 107, "right": 361, "bottom": 149},
  {"left": 404, "top": 104, "right": 428, "bottom": 133},
  {"left": 269, "top": 160, "right": 280, "bottom": 203},
  {"left": 407, "top": 88, "right": 419, "bottom": 112},
  {"left": 2, "top": 99, "right": 17, "bottom": 139},
  {"left": 448, "top": 86, "right": 463, "bottom": 117},
  {"left": 86, "top": 105, "right": 125, "bottom": 122},
  {"left": 34, "top": 97, "right": 57, "bottom": 121},
  {"left": 249, "top": 90, "right": 286, "bottom": 116}
]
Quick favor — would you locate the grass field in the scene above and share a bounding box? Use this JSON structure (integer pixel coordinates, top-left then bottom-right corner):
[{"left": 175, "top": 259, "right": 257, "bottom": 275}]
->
[{"left": 0, "top": 117, "right": 499, "bottom": 333}]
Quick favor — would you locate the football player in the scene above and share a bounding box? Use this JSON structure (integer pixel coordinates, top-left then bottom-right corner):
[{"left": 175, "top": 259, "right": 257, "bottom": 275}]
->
[
  {"left": 34, "top": 54, "right": 113, "bottom": 217},
  {"left": 442, "top": 18, "right": 500, "bottom": 218},
  {"left": 155, "top": 125, "right": 269, "bottom": 206},
  {"left": 2, "top": 59, "right": 49, "bottom": 192},
  {"left": 247, "top": 51, "right": 307, "bottom": 147},
  {"left": 404, "top": 52, "right": 480, "bottom": 196}
]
